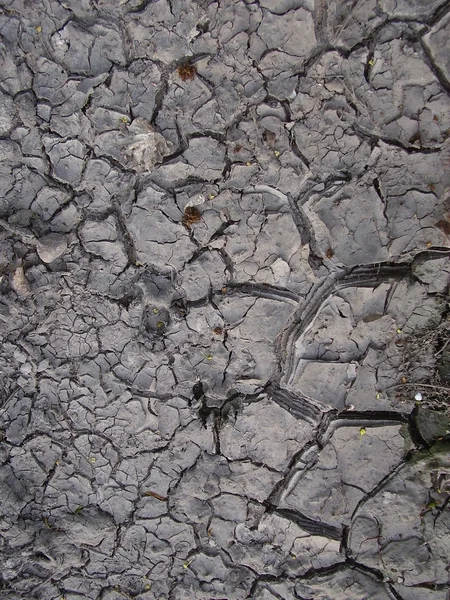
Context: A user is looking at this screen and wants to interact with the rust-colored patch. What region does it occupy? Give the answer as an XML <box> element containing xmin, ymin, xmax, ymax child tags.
<box><xmin>325</xmin><ymin>248</ymin><xmax>334</xmax><ymax>259</ymax></box>
<box><xmin>144</xmin><ymin>491</ymin><xmax>167</xmax><ymax>501</ymax></box>
<box><xmin>177</xmin><ymin>61</ymin><xmax>197</xmax><ymax>81</ymax></box>
<box><xmin>213</xmin><ymin>327</ymin><xmax>223</xmax><ymax>335</ymax></box>
<box><xmin>182</xmin><ymin>206</ymin><xmax>202</xmax><ymax>228</ymax></box>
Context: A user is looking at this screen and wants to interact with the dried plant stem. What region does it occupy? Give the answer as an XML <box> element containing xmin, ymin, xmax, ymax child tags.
<box><xmin>387</xmin><ymin>382</ymin><xmax>450</xmax><ymax>393</ymax></box>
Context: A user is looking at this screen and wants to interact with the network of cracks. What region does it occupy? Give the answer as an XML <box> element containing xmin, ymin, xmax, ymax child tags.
<box><xmin>0</xmin><ymin>0</ymin><xmax>450</xmax><ymax>599</ymax></box>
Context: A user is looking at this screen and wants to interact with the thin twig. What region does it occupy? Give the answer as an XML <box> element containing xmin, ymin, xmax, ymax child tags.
<box><xmin>387</xmin><ymin>382</ymin><xmax>450</xmax><ymax>393</ymax></box>
<box><xmin>435</xmin><ymin>338</ymin><xmax>450</xmax><ymax>358</ymax></box>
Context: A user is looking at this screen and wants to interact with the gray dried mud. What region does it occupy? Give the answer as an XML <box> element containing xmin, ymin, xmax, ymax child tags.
<box><xmin>0</xmin><ymin>1</ymin><xmax>450</xmax><ymax>599</ymax></box>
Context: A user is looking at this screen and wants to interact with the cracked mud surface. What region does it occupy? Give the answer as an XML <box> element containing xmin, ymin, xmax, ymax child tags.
<box><xmin>1</xmin><ymin>0</ymin><xmax>450</xmax><ymax>598</ymax></box>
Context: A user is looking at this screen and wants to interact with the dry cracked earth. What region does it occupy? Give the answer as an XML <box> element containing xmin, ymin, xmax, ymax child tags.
<box><xmin>1</xmin><ymin>0</ymin><xmax>450</xmax><ymax>599</ymax></box>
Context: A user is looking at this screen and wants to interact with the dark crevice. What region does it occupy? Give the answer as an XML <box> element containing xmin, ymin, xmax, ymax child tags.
<box><xmin>111</xmin><ymin>195</ymin><xmax>139</xmax><ymax>267</ymax></box>
<box><xmin>266</xmin><ymin>505</ymin><xmax>343</xmax><ymax>541</ymax></box>
<box><xmin>151</xmin><ymin>74</ymin><xmax>170</xmax><ymax>126</ymax></box>
<box><xmin>420</xmin><ymin>38</ymin><xmax>450</xmax><ymax>94</ymax></box>
<box><xmin>363</xmin><ymin>48</ymin><xmax>375</xmax><ymax>84</ymax></box>
<box><xmin>268</xmin><ymin>383</ymin><xmax>323</xmax><ymax>424</ymax></box>
<box><xmin>207</xmin><ymin>219</ymin><xmax>239</xmax><ymax>244</ymax></box>
<box><xmin>332</xmin><ymin>410</ymin><xmax>409</xmax><ymax>424</ymax></box>
<box><xmin>353</xmin><ymin>122</ymin><xmax>443</xmax><ymax>153</ymax></box>
<box><xmin>225</xmin><ymin>282</ymin><xmax>300</xmax><ymax>303</ymax></box>
<box><xmin>373</xmin><ymin>177</ymin><xmax>383</xmax><ymax>201</ymax></box>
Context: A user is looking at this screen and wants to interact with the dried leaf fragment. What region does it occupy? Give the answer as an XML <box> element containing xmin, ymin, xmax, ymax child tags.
<box><xmin>10</xmin><ymin>261</ymin><xmax>30</xmax><ymax>298</ymax></box>
<box><xmin>36</xmin><ymin>233</ymin><xmax>68</xmax><ymax>263</ymax></box>
<box><xmin>125</xmin><ymin>118</ymin><xmax>171</xmax><ymax>173</ymax></box>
